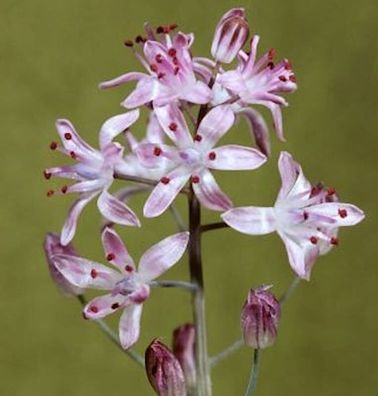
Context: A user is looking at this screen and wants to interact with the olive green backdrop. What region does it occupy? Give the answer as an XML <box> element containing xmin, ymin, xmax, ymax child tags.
<box><xmin>1</xmin><ymin>0</ymin><xmax>377</xmax><ymax>395</ymax></box>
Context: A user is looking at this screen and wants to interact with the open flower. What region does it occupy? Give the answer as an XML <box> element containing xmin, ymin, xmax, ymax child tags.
<box><xmin>53</xmin><ymin>227</ymin><xmax>189</xmax><ymax>349</ymax></box>
<box><xmin>100</xmin><ymin>32</ymin><xmax>211</xmax><ymax>108</ymax></box>
<box><xmin>45</xmin><ymin>111</ymin><xmax>141</xmax><ymax>245</ymax></box>
<box><xmin>136</xmin><ymin>104</ymin><xmax>267</xmax><ymax>217</ymax></box>
<box><xmin>222</xmin><ymin>152</ymin><xmax>365</xmax><ymax>280</ymax></box>
<box><xmin>217</xmin><ymin>35</ymin><xmax>297</xmax><ymax>141</ymax></box>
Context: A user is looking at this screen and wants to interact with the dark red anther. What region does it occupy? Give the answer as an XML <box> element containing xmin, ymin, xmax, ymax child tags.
<box><xmin>330</xmin><ymin>237</ymin><xmax>339</xmax><ymax>246</ymax></box>
<box><xmin>156</xmin><ymin>26</ymin><xmax>164</xmax><ymax>34</ymax></box>
<box><xmin>303</xmin><ymin>211</ymin><xmax>309</xmax><ymax>221</ymax></box>
<box><xmin>194</xmin><ymin>134</ymin><xmax>202</xmax><ymax>142</ymax></box>
<box><xmin>90</xmin><ymin>306</ymin><xmax>98</xmax><ymax>313</ymax></box>
<box><xmin>267</xmin><ymin>62</ymin><xmax>274</xmax><ymax>69</ymax></box>
<box><xmin>284</xmin><ymin>60</ymin><xmax>292</xmax><ymax>70</ymax></box>
<box><xmin>155</xmin><ymin>54</ymin><xmax>163</xmax><ymax>63</ymax></box>
<box><xmin>153</xmin><ymin>147</ymin><xmax>162</xmax><ymax>156</ymax></box>
<box><xmin>111</xmin><ymin>303</ymin><xmax>120</xmax><ymax>310</ymax></box>
<box><xmin>90</xmin><ymin>269</ymin><xmax>98</xmax><ymax>279</ymax></box>
<box><xmin>64</xmin><ymin>132</ymin><xmax>72</xmax><ymax>140</ymax></box>
<box><xmin>310</xmin><ymin>236</ymin><xmax>318</xmax><ymax>245</ymax></box>
<box><xmin>70</xmin><ymin>151</ymin><xmax>77</xmax><ymax>160</ymax></box>
<box><xmin>169</xmin><ymin>23</ymin><xmax>178</xmax><ymax>30</ymax></box>
<box><xmin>268</xmin><ymin>48</ymin><xmax>276</xmax><ymax>60</ymax></box>
<box><xmin>123</xmin><ymin>39</ymin><xmax>134</xmax><ymax>47</ymax></box>
<box><xmin>279</xmin><ymin>75</ymin><xmax>287</xmax><ymax>82</ymax></box>
<box><xmin>172</xmin><ymin>57</ymin><xmax>179</xmax><ymax>65</ymax></box>
<box><xmin>289</xmin><ymin>75</ymin><xmax>297</xmax><ymax>83</ymax></box>
<box><xmin>135</xmin><ymin>35</ymin><xmax>146</xmax><ymax>43</ymax></box>
<box><xmin>191</xmin><ymin>175</ymin><xmax>200</xmax><ymax>184</ymax></box>
<box><xmin>169</xmin><ymin>122</ymin><xmax>178</xmax><ymax>131</ymax></box>
<box><xmin>174</xmin><ymin>66</ymin><xmax>180</xmax><ymax>75</ymax></box>
<box><xmin>160</xmin><ymin>176</ymin><xmax>170</xmax><ymax>185</ymax></box>
<box><xmin>106</xmin><ymin>253</ymin><xmax>116</xmax><ymax>261</ymax></box>
<box><xmin>43</xmin><ymin>170</ymin><xmax>51</xmax><ymax>180</ymax></box>
<box><xmin>163</xmin><ymin>26</ymin><xmax>170</xmax><ymax>34</ymax></box>
<box><xmin>158</xmin><ymin>72</ymin><xmax>165</xmax><ymax>79</ymax></box>
<box><xmin>208</xmin><ymin>152</ymin><xmax>216</xmax><ymax>160</ymax></box>
<box><xmin>49</xmin><ymin>141</ymin><xmax>58</xmax><ymax>150</ymax></box>
<box><xmin>46</xmin><ymin>189</ymin><xmax>54</xmax><ymax>197</ymax></box>
<box><xmin>125</xmin><ymin>265</ymin><xmax>133</xmax><ymax>272</ymax></box>
<box><xmin>150</xmin><ymin>64</ymin><xmax>158</xmax><ymax>73</ymax></box>
<box><xmin>168</xmin><ymin>48</ymin><xmax>177</xmax><ymax>57</ymax></box>
<box><xmin>338</xmin><ymin>209</ymin><xmax>348</xmax><ymax>218</ymax></box>
<box><xmin>61</xmin><ymin>185</ymin><xmax>68</xmax><ymax>194</ymax></box>
<box><xmin>327</xmin><ymin>187</ymin><xmax>336</xmax><ymax>196</ymax></box>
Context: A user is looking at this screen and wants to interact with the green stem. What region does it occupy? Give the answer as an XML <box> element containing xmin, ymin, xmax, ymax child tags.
<box><xmin>209</xmin><ymin>338</ymin><xmax>244</xmax><ymax>367</ymax></box>
<box><xmin>149</xmin><ymin>280</ymin><xmax>197</xmax><ymax>292</ymax></box>
<box><xmin>244</xmin><ymin>349</ymin><xmax>261</xmax><ymax>396</ymax></box>
<box><xmin>280</xmin><ymin>277</ymin><xmax>301</xmax><ymax>304</ymax></box>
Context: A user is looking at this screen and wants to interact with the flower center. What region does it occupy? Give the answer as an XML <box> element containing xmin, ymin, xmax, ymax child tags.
<box><xmin>179</xmin><ymin>147</ymin><xmax>201</xmax><ymax>168</ymax></box>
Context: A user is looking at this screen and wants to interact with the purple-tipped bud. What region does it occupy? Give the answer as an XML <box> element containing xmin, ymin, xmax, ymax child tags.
<box><xmin>211</xmin><ymin>8</ymin><xmax>249</xmax><ymax>64</ymax></box>
<box><xmin>172</xmin><ymin>324</ymin><xmax>196</xmax><ymax>391</ymax></box>
<box><xmin>145</xmin><ymin>339</ymin><xmax>187</xmax><ymax>396</ymax></box>
<box><xmin>241</xmin><ymin>285</ymin><xmax>280</xmax><ymax>349</ymax></box>
<box><xmin>43</xmin><ymin>233</ymin><xmax>84</xmax><ymax>296</ymax></box>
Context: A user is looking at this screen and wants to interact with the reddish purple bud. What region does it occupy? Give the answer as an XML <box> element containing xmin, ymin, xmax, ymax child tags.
<box><xmin>172</xmin><ymin>324</ymin><xmax>196</xmax><ymax>391</ymax></box>
<box><xmin>241</xmin><ymin>285</ymin><xmax>280</xmax><ymax>349</ymax></box>
<box><xmin>145</xmin><ymin>339</ymin><xmax>187</xmax><ymax>396</ymax></box>
<box><xmin>43</xmin><ymin>233</ymin><xmax>84</xmax><ymax>296</ymax></box>
<box><xmin>211</xmin><ymin>8</ymin><xmax>249</xmax><ymax>64</ymax></box>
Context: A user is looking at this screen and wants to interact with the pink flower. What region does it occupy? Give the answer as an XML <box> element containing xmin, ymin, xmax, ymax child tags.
<box><xmin>99</xmin><ymin>31</ymin><xmax>212</xmax><ymax>108</ymax></box>
<box><xmin>217</xmin><ymin>35</ymin><xmax>298</xmax><ymax>141</ymax></box>
<box><xmin>53</xmin><ymin>227</ymin><xmax>189</xmax><ymax>349</ymax></box>
<box><xmin>45</xmin><ymin>112</ymin><xmax>141</xmax><ymax>245</ymax></box>
<box><xmin>136</xmin><ymin>104</ymin><xmax>267</xmax><ymax>217</ymax></box>
<box><xmin>211</xmin><ymin>8</ymin><xmax>249</xmax><ymax>64</ymax></box>
<box><xmin>222</xmin><ymin>152</ymin><xmax>365</xmax><ymax>280</ymax></box>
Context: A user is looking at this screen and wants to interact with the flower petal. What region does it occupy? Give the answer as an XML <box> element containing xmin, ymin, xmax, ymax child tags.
<box><xmin>119</xmin><ymin>304</ymin><xmax>143</xmax><ymax>349</ymax></box>
<box><xmin>154</xmin><ymin>104</ymin><xmax>192</xmax><ymax>148</ymax></box>
<box><xmin>99</xmin><ymin>72</ymin><xmax>147</xmax><ymax>89</ymax></box>
<box><xmin>196</xmin><ymin>105</ymin><xmax>235</xmax><ymax>150</ymax></box>
<box><xmin>135</xmin><ymin>143</ymin><xmax>178</xmax><ymax>168</ymax></box>
<box><xmin>205</xmin><ymin>144</ymin><xmax>267</xmax><ymax>170</ymax></box>
<box><xmin>122</xmin><ymin>77</ymin><xmax>159</xmax><ymax>109</ymax></box>
<box><xmin>143</xmin><ymin>166</ymin><xmax>190</xmax><ymax>218</ymax></box>
<box><xmin>264</xmin><ymin>102</ymin><xmax>284</xmax><ymax>141</ymax></box>
<box><xmin>222</xmin><ymin>207</ymin><xmax>276</xmax><ymax>235</ymax></box>
<box><xmin>182</xmin><ymin>80</ymin><xmax>212</xmax><ymax>104</ymax></box>
<box><xmin>146</xmin><ymin>111</ymin><xmax>165</xmax><ymax>143</ymax></box>
<box><xmin>61</xmin><ymin>193</ymin><xmax>97</xmax><ymax>246</ymax></box>
<box><xmin>84</xmin><ymin>293</ymin><xmax>128</xmax><ymax>319</ymax></box>
<box><xmin>101</xmin><ymin>227</ymin><xmax>135</xmax><ymax>271</ymax></box>
<box><xmin>305</xmin><ymin>203</ymin><xmax>365</xmax><ymax>227</ymax></box>
<box><xmin>53</xmin><ymin>254</ymin><xmax>122</xmax><ymax>289</ymax></box>
<box><xmin>97</xmin><ymin>190</ymin><xmax>141</xmax><ymax>227</ymax></box>
<box><xmin>192</xmin><ymin>169</ymin><xmax>233</xmax><ymax>211</ymax></box>
<box><xmin>138</xmin><ymin>232</ymin><xmax>190</xmax><ymax>281</ymax></box>
<box><xmin>99</xmin><ymin>110</ymin><xmax>140</xmax><ymax>149</ymax></box>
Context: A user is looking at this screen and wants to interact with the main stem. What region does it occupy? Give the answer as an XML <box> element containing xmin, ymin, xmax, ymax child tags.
<box><xmin>188</xmin><ymin>189</ymin><xmax>211</xmax><ymax>396</ymax></box>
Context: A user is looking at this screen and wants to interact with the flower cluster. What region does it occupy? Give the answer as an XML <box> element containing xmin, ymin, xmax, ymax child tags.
<box><xmin>43</xmin><ymin>7</ymin><xmax>365</xmax><ymax>395</ymax></box>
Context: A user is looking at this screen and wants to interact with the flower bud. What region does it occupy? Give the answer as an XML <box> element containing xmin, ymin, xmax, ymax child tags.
<box><xmin>241</xmin><ymin>285</ymin><xmax>280</xmax><ymax>349</ymax></box>
<box><xmin>145</xmin><ymin>339</ymin><xmax>187</xmax><ymax>396</ymax></box>
<box><xmin>43</xmin><ymin>233</ymin><xmax>84</xmax><ymax>296</ymax></box>
<box><xmin>211</xmin><ymin>8</ymin><xmax>249</xmax><ymax>64</ymax></box>
<box><xmin>172</xmin><ymin>324</ymin><xmax>196</xmax><ymax>391</ymax></box>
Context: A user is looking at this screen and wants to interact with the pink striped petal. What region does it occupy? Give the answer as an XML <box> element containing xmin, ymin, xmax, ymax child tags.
<box><xmin>53</xmin><ymin>254</ymin><xmax>122</xmax><ymax>290</ymax></box>
<box><xmin>135</xmin><ymin>143</ymin><xmax>178</xmax><ymax>168</ymax></box>
<box><xmin>99</xmin><ymin>72</ymin><xmax>147</xmax><ymax>89</ymax></box>
<box><xmin>192</xmin><ymin>169</ymin><xmax>233</xmax><ymax>211</ymax></box>
<box><xmin>97</xmin><ymin>191</ymin><xmax>141</xmax><ymax>227</ymax></box>
<box><xmin>222</xmin><ymin>207</ymin><xmax>276</xmax><ymax>235</ymax></box>
<box><xmin>205</xmin><ymin>145</ymin><xmax>267</xmax><ymax>170</ymax></box>
<box><xmin>154</xmin><ymin>104</ymin><xmax>192</xmax><ymax>148</ymax></box>
<box><xmin>196</xmin><ymin>105</ymin><xmax>235</xmax><ymax>150</ymax></box>
<box><xmin>122</xmin><ymin>77</ymin><xmax>158</xmax><ymax>109</ymax></box>
<box><xmin>182</xmin><ymin>80</ymin><xmax>212</xmax><ymax>104</ymax></box>
<box><xmin>66</xmin><ymin>179</ymin><xmax>105</xmax><ymax>194</ymax></box>
<box><xmin>146</xmin><ymin>111</ymin><xmax>165</xmax><ymax>143</ymax></box>
<box><xmin>138</xmin><ymin>232</ymin><xmax>190</xmax><ymax>282</ymax></box>
<box><xmin>217</xmin><ymin>70</ymin><xmax>245</xmax><ymax>92</ymax></box>
<box><xmin>119</xmin><ymin>304</ymin><xmax>143</xmax><ymax>349</ymax></box>
<box><xmin>305</xmin><ymin>203</ymin><xmax>365</xmax><ymax>227</ymax></box>
<box><xmin>61</xmin><ymin>193</ymin><xmax>97</xmax><ymax>245</ymax></box>
<box><xmin>84</xmin><ymin>293</ymin><xmax>128</xmax><ymax>319</ymax></box>
<box><xmin>143</xmin><ymin>167</ymin><xmax>190</xmax><ymax>218</ymax></box>
<box><xmin>265</xmin><ymin>102</ymin><xmax>284</xmax><ymax>141</ymax></box>
<box><xmin>101</xmin><ymin>227</ymin><xmax>135</xmax><ymax>271</ymax></box>
<box><xmin>99</xmin><ymin>110</ymin><xmax>140</xmax><ymax>149</ymax></box>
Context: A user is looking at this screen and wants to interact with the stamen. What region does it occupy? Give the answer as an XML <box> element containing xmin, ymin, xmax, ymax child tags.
<box><xmin>303</xmin><ymin>211</ymin><xmax>309</xmax><ymax>221</ymax></box>
<box><xmin>160</xmin><ymin>176</ymin><xmax>170</xmax><ymax>185</ymax></box>
<box><xmin>284</xmin><ymin>60</ymin><xmax>292</xmax><ymax>70</ymax></box>
<box><xmin>191</xmin><ymin>175</ymin><xmax>200</xmax><ymax>184</ymax></box>
<box><xmin>174</xmin><ymin>66</ymin><xmax>180</xmax><ymax>75</ymax></box>
<box><xmin>155</xmin><ymin>54</ymin><xmax>163</xmax><ymax>63</ymax></box>
<box><xmin>172</xmin><ymin>57</ymin><xmax>179</xmax><ymax>65</ymax></box>
<box><xmin>106</xmin><ymin>253</ymin><xmax>116</xmax><ymax>261</ymax></box>
<box><xmin>208</xmin><ymin>152</ymin><xmax>216</xmax><ymax>160</ymax></box>
<box><xmin>90</xmin><ymin>269</ymin><xmax>98</xmax><ymax>279</ymax></box>
<box><xmin>169</xmin><ymin>122</ymin><xmax>178</xmax><ymax>131</ymax></box>
<box><xmin>268</xmin><ymin>48</ymin><xmax>276</xmax><ymax>60</ymax></box>
<box><xmin>267</xmin><ymin>62</ymin><xmax>274</xmax><ymax>69</ymax></box>
<box><xmin>125</xmin><ymin>265</ymin><xmax>133</xmax><ymax>272</ymax></box>
<box><xmin>43</xmin><ymin>170</ymin><xmax>51</xmax><ymax>180</ymax></box>
<box><xmin>46</xmin><ymin>189</ymin><xmax>54</xmax><ymax>197</ymax></box>
<box><xmin>338</xmin><ymin>209</ymin><xmax>348</xmax><ymax>218</ymax></box>
<box><xmin>158</xmin><ymin>72</ymin><xmax>165</xmax><ymax>79</ymax></box>
<box><xmin>64</xmin><ymin>132</ymin><xmax>72</xmax><ymax>140</ymax></box>
<box><xmin>123</xmin><ymin>39</ymin><xmax>134</xmax><ymax>47</ymax></box>
<box><xmin>168</xmin><ymin>48</ymin><xmax>177</xmax><ymax>57</ymax></box>
<box><xmin>135</xmin><ymin>35</ymin><xmax>146</xmax><ymax>43</ymax></box>
<box><xmin>330</xmin><ymin>237</ymin><xmax>339</xmax><ymax>246</ymax></box>
<box><xmin>70</xmin><ymin>151</ymin><xmax>77</xmax><ymax>160</ymax></box>
<box><xmin>279</xmin><ymin>75</ymin><xmax>287</xmax><ymax>82</ymax></box>
<box><xmin>163</xmin><ymin>26</ymin><xmax>170</xmax><ymax>34</ymax></box>
<box><xmin>49</xmin><ymin>141</ymin><xmax>58</xmax><ymax>150</ymax></box>
<box><xmin>156</xmin><ymin>26</ymin><xmax>164</xmax><ymax>34</ymax></box>
<box><xmin>194</xmin><ymin>134</ymin><xmax>202</xmax><ymax>142</ymax></box>
<box><xmin>169</xmin><ymin>23</ymin><xmax>178</xmax><ymax>30</ymax></box>
<box><xmin>309</xmin><ymin>236</ymin><xmax>318</xmax><ymax>245</ymax></box>
<box><xmin>153</xmin><ymin>147</ymin><xmax>162</xmax><ymax>156</ymax></box>
<box><xmin>327</xmin><ymin>187</ymin><xmax>336</xmax><ymax>196</ymax></box>
<box><xmin>61</xmin><ymin>185</ymin><xmax>68</xmax><ymax>194</ymax></box>
<box><xmin>289</xmin><ymin>75</ymin><xmax>297</xmax><ymax>83</ymax></box>
<box><xmin>111</xmin><ymin>303</ymin><xmax>120</xmax><ymax>310</ymax></box>
<box><xmin>89</xmin><ymin>306</ymin><xmax>99</xmax><ymax>313</ymax></box>
<box><xmin>150</xmin><ymin>64</ymin><xmax>158</xmax><ymax>73</ymax></box>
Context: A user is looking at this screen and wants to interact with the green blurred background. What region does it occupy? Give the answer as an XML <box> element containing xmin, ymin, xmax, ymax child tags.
<box><xmin>1</xmin><ymin>0</ymin><xmax>377</xmax><ymax>394</ymax></box>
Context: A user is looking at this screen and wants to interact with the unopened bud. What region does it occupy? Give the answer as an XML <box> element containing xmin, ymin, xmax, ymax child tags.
<box><xmin>172</xmin><ymin>324</ymin><xmax>196</xmax><ymax>391</ymax></box>
<box><xmin>211</xmin><ymin>8</ymin><xmax>249</xmax><ymax>63</ymax></box>
<box><xmin>43</xmin><ymin>233</ymin><xmax>84</xmax><ymax>296</ymax></box>
<box><xmin>241</xmin><ymin>285</ymin><xmax>280</xmax><ymax>349</ymax></box>
<box><xmin>145</xmin><ymin>339</ymin><xmax>187</xmax><ymax>396</ymax></box>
